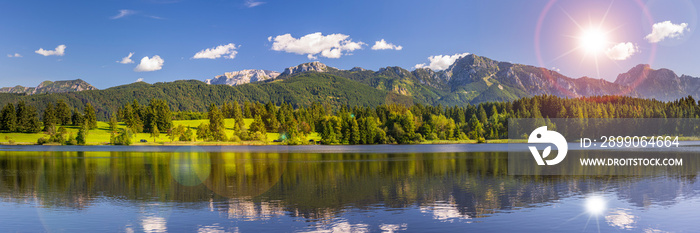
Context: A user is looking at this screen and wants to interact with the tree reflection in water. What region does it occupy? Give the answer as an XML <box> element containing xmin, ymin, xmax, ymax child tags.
<box><xmin>0</xmin><ymin>150</ymin><xmax>697</xmax><ymax>224</ymax></box>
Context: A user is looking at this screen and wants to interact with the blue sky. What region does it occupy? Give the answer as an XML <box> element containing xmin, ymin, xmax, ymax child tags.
<box><xmin>0</xmin><ymin>0</ymin><xmax>697</xmax><ymax>89</ymax></box>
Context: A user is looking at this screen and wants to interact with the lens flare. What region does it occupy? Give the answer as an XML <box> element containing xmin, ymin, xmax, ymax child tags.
<box><xmin>585</xmin><ymin>195</ymin><xmax>607</xmax><ymax>216</ymax></box>
<box><xmin>579</xmin><ymin>28</ymin><xmax>609</xmax><ymax>55</ymax></box>
<box><xmin>534</xmin><ymin>0</ymin><xmax>657</xmax><ymax>91</ymax></box>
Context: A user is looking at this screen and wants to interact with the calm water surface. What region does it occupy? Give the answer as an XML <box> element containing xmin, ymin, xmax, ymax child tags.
<box><xmin>0</xmin><ymin>145</ymin><xmax>698</xmax><ymax>232</ymax></box>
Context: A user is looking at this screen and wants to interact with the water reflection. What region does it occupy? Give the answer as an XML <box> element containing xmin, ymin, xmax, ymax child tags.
<box><xmin>419</xmin><ymin>198</ymin><xmax>473</xmax><ymax>223</ymax></box>
<box><xmin>301</xmin><ymin>221</ymin><xmax>371</xmax><ymax>233</ymax></box>
<box><xmin>170</xmin><ymin>149</ymin><xmax>210</xmax><ymax>187</ymax></box>
<box><xmin>141</xmin><ymin>216</ymin><xmax>167</xmax><ymax>233</ymax></box>
<box><xmin>218</xmin><ymin>198</ymin><xmax>286</xmax><ymax>221</ymax></box>
<box><xmin>605</xmin><ymin>209</ymin><xmax>636</xmax><ymax>230</ymax></box>
<box><xmin>0</xmin><ymin>150</ymin><xmax>698</xmax><ymax>232</ymax></box>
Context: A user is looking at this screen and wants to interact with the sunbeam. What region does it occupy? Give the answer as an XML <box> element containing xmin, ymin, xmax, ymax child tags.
<box><xmin>553</xmin><ymin>3</ymin><xmax>625</xmax><ymax>78</ymax></box>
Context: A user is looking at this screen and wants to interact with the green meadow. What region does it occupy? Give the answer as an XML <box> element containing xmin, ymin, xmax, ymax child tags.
<box><xmin>0</xmin><ymin>118</ymin><xmax>321</xmax><ymax>145</ymax></box>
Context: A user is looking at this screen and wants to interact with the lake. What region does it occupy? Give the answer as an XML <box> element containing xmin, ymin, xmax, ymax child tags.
<box><xmin>0</xmin><ymin>145</ymin><xmax>698</xmax><ymax>232</ymax></box>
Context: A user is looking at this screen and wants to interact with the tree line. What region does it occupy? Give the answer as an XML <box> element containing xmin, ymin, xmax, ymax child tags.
<box><xmin>1</xmin><ymin>99</ymin><xmax>98</xmax><ymax>133</ymax></box>
<box><xmin>0</xmin><ymin>99</ymin><xmax>98</xmax><ymax>145</ymax></box>
<box><xmin>141</xmin><ymin>94</ymin><xmax>700</xmax><ymax>145</ymax></box>
<box><xmin>200</xmin><ymin>94</ymin><xmax>700</xmax><ymax>144</ymax></box>
<box><xmin>4</xmin><ymin>94</ymin><xmax>700</xmax><ymax>145</ymax></box>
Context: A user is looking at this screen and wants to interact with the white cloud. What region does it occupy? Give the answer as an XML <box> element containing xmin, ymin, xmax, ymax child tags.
<box><xmin>111</xmin><ymin>9</ymin><xmax>136</xmax><ymax>19</ymax></box>
<box><xmin>269</xmin><ymin>32</ymin><xmax>365</xmax><ymax>59</ymax></box>
<box><xmin>135</xmin><ymin>78</ymin><xmax>144</xmax><ymax>82</ymax></box>
<box><xmin>7</xmin><ymin>53</ymin><xmax>22</xmax><ymax>58</ymax></box>
<box><xmin>111</xmin><ymin>10</ymin><xmax>162</xmax><ymax>20</ymax></box>
<box><xmin>414</xmin><ymin>52</ymin><xmax>470</xmax><ymax>70</ymax></box>
<box><xmin>245</xmin><ymin>0</ymin><xmax>265</xmax><ymax>8</ymax></box>
<box><xmin>645</xmin><ymin>21</ymin><xmax>689</xmax><ymax>43</ymax></box>
<box><xmin>192</xmin><ymin>43</ymin><xmax>238</xmax><ymax>59</ymax></box>
<box><xmin>118</xmin><ymin>52</ymin><xmax>135</xmax><ymax>64</ymax></box>
<box><xmin>35</xmin><ymin>45</ymin><xmax>66</xmax><ymax>56</ymax></box>
<box><xmin>371</xmin><ymin>39</ymin><xmax>403</xmax><ymax>50</ymax></box>
<box><xmin>134</xmin><ymin>55</ymin><xmax>164</xmax><ymax>72</ymax></box>
<box><xmin>605</xmin><ymin>42</ymin><xmax>638</xmax><ymax>60</ymax></box>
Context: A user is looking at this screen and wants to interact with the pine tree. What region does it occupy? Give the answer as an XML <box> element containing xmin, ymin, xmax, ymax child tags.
<box><xmin>111</xmin><ymin>128</ymin><xmax>132</xmax><ymax>145</ymax></box>
<box><xmin>15</xmin><ymin>101</ymin><xmax>28</xmax><ymax>132</ymax></box>
<box><xmin>558</xmin><ymin>106</ymin><xmax>568</xmax><ymax>118</ymax></box>
<box><xmin>359</xmin><ymin>117</ymin><xmax>378</xmax><ymax>144</ymax></box>
<box><xmin>244</xmin><ymin>101</ymin><xmax>253</xmax><ymax>118</ymax></box>
<box><xmin>43</xmin><ymin>103</ymin><xmax>56</xmax><ymax>131</ymax></box>
<box><xmin>72</xmin><ymin>109</ymin><xmax>84</xmax><ymax>126</ymax></box>
<box><xmin>0</xmin><ymin>103</ymin><xmax>16</xmax><ymax>132</ymax></box>
<box><xmin>109</xmin><ymin>113</ymin><xmax>118</xmax><ymax>132</ymax></box>
<box><xmin>477</xmin><ymin>105</ymin><xmax>488</xmax><ymax>125</ymax></box>
<box><xmin>16</xmin><ymin>102</ymin><xmax>40</xmax><ymax>133</ymax></box>
<box><xmin>249</xmin><ymin>115</ymin><xmax>266</xmax><ymax>134</ymax></box>
<box><xmin>121</xmin><ymin>104</ymin><xmax>134</xmax><ymax>128</ymax></box>
<box><xmin>184</xmin><ymin>128</ymin><xmax>194</xmax><ymax>142</ymax></box>
<box><xmin>350</xmin><ymin>118</ymin><xmax>360</xmax><ymax>144</ymax></box>
<box><xmin>132</xmin><ymin>108</ymin><xmax>144</xmax><ymax>133</ymax></box>
<box><xmin>132</xmin><ymin>100</ymin><xmax>141</xmax><ymax>120</ymax></box>
<box><xmin>76</xmin><ymin>121</ymin><xmax>89</xmax><ymax>145</ymax></box>
<box><xmin>150</xmin><ymin>121</ymin><xmax>160</xmax><ymax>142</ymax></box>
<box><xmin>196</xmin><ymin>123</ymin><xmax>210</xmax><ymax>141</ymax></box>
<box><xmin>84</xmin><ymin>103</ymin><xmax>97</xmax><ymax>129</ymax></box>
<box><xmin>56</xmin><ymin>99</ymin><xmax>71</xmax><ymax>125</ymax></box>
<box><xmin>232</xmin><ymin>101</ymin><xmax>243</xmax><ymax>121</ymax></box>
<box><xmin>208</xmin><ymin>103</ymin><xmax>227</xmax><ymax>141</ymax></box>
<box><xmin>221</xmin><ymin>102</ymin><xmax>233</xmax><ymax>118</ymax></box>
<box><xmin>146</xmin><ymin>99</ymin><xmax>172</xmax><ymax>133</ymax></box>
<box><xmin>468</xmin><ymin>115</ymin><xmax>484</xmax><ymax>140</ymax></box>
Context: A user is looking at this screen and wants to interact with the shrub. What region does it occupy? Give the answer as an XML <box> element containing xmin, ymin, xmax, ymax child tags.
<box><xmin>111</xmin><ymin>129</ymin><xmax>133</xmax><ymax>145</ymax></box>
<box><xmin>251</xmin><ymin>131</ymin><xmax>267</xmax><ymax>142</ymax></box>
<box><xmin>229</xmin><ymin>135</ymin><xmax>241</xmax><ymax>142</ymax></box>
<box><xmin>37</xmin><ymin>137</ymin><xmax>49</xmax><ymax>145</ymax></box>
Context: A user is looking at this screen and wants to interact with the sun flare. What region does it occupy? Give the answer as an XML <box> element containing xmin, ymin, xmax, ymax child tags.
<box><xmin>585</xmin><ymin>195</ymin><xmax>607</xmax><ymax>216</ymax></box>
<box><xmin>579</xmin><ymin>27</ymin><xmax>609</xmax><ymax>55</ymax></box>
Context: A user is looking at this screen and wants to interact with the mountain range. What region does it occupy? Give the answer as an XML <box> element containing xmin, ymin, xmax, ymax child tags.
<box><xmin>205</xmin><ymin>69</ymin><xmax>280</xmax><ymax>86</ymax></box>
<box><xmin>0</xmin><ymin>79</ymin><xmax>97</xmax><ymax>95</ymax></box>
<box><xmin>1</xmin><ymin>54</ymin><xmax>699</xmax><ymax>120</ymax></box>
<box><xmin>200</xmin><ymin>54</ymin><xmax>700</xmax><ymax>103</ymax></box>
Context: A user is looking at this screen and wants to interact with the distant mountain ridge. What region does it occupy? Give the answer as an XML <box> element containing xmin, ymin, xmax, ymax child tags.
<box><xmin>281</xmin><ymin>61</ymin><xmax>331</xmax><ymax>76</ymax></box>
<box><xmin>0</xmin><ymin>79</ymin><xmax>97</xmax><ymax>95</ymax></box>
<box><xmin>207</xmin><ymin>54</ymin><xmax>685</xmax><ymax>103</ymax></box>
<box><xmin>2</xmin><ymin>54</ymin><xmax>698</xmax><ymax>120</ymax></box>
<box><xmin>614</xmin><ymin>64</ymin><xmax>700</xmax><ymax>101</ymax></box>
<box><xmin>0</xmin><ymin>74</ymin><xmax>412</xmax><ymax>121</ymax></box>
<box><xmin>205</xmin><ymin>70</ymin><xmax>281</xmax><ymax>86</ymax></box>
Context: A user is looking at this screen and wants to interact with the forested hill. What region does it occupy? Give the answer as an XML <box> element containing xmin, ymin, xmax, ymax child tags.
<box><xmin>0</xmin><ymin>73</ymin><xmax>412</xmax><ymax>120</ymax></box>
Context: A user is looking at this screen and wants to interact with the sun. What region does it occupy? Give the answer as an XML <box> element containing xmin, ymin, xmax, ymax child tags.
<box><xmin>579</xmin><ymin>27</ymin><xmax>609</xmax><ymax>55</ymax></box>
<box><xmin>585</xmin><ymin>195</ymin><xmax>607</xmax><ymax>216</ymax></box>
<box><xmin>545</xmin><ymin>2</ymin><xmax>622</xmax><ymax>79</ymax></box>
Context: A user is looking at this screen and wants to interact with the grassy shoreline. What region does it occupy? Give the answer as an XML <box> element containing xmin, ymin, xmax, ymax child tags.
<box><xmin>0</xmin><ymin>118</ymin><xmax>504</xmax><ymax>146</ymax></box>
<box><xmin>0</xmin><ymin>138</ymin><xmax>506</xmax><ymax>146</ymax></box>
<box><xmin>6</xmin><ymin>117</ymin><xmax>695</xmax><ymax>146</ymax></box>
